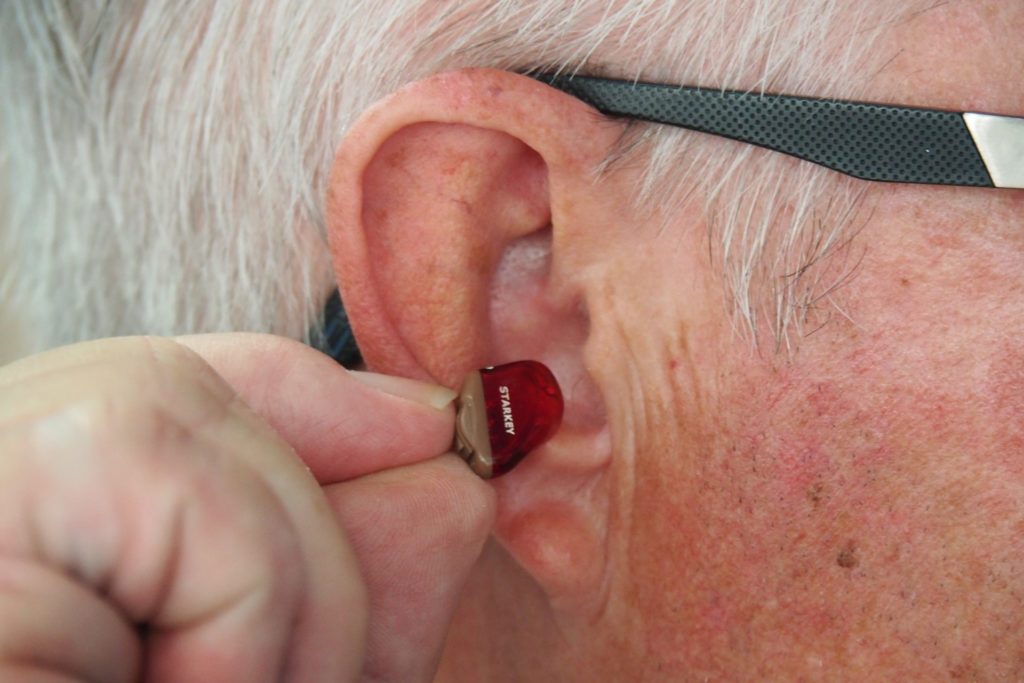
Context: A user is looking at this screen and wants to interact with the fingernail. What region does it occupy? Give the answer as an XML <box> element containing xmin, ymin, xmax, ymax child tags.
<box><xmin>348</xmin><ymin>371</ymin><xmax>457</xmax><ymax>410</ymax></box>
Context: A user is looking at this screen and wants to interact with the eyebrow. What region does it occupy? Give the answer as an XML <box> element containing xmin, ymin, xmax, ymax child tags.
<box><xmin>534</xmin><ymin>74</ymin><xmax>1024</xmax><ymax>190</ymax></box>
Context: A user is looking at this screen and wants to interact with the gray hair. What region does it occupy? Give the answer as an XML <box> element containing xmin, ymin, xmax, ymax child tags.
<box><xmin>0</xmin><ymin>1</ymin><xmax>920</xmax><ymax>358</ymax></box>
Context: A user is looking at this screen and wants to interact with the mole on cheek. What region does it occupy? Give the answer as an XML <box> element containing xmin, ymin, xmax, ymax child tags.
<box><xmin>836</xmin><ymin>540</ymin><xmax>859</xmax><ymax>569</ymax></box>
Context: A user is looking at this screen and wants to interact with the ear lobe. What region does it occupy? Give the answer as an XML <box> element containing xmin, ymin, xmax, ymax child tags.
<box><xmin>325</xmin><ymin>69</ymin><xmax>617</xmax><ymax>616</ymax></box>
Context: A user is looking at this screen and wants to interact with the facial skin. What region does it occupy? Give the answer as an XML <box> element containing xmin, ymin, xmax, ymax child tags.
<box><xmin>328</xmin><ymin>2</ymin><xmax>1023</xmax><ymax>679</ymax></box>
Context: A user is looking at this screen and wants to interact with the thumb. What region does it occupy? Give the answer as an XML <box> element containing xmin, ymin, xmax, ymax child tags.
<box><xmin>324</xmin><ymin>455</ymin><xmax>496</xmax><ymax>683</ymax></box>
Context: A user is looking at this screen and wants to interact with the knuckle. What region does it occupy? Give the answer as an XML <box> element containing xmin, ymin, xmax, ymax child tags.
<box><xmin>0</xmin><ymin>338</ymin><xmax>308</xmax><ymax>624</ymax></box>
<box><xmin>2</xmin><ymin>337</ymin><xmax>244</xmax><ymax>455</ymax></box>
<box><xmin>84</xmin><ymin>337</ymin><xmax>238</xmax><ymax>447</ymax></box>
<box><xmin>134</xmin><ymin>336</ymin><xmax>237</xmax><ymax>405</ymax></box>
<box><xmin>11</xmin><ymin>350</ymin><xmax>242</xmax><ymax>484</ymax></box>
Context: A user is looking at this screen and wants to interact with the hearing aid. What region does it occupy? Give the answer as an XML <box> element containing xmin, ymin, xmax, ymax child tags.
<box><xmin>453</xmin><ymin>361</ymin><xmax>564</xmax><ymax>478</ymax></box>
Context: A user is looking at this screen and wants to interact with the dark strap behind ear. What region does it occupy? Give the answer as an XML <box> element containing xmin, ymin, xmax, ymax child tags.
<box><xmin>314</xmin><ymin>289</ymin><xmax>363</xmax><ymax>368</ymax></box>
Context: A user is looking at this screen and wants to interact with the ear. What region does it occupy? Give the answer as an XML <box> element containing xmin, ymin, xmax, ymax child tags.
<box><xmin>325</xmin><ymin>68</ymin><xmax>627</xmax><ymax>614</ymax></box>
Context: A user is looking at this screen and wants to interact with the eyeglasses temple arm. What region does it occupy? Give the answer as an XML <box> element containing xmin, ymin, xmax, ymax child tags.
<box><xmin>537</xmin><ymin>74</ymin><xmax>1024</xmax><ymax>189</ymax></box>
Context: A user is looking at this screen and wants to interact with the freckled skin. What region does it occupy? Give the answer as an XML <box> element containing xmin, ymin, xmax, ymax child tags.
<box><xmin>617</xmin><ymin>181</ymin><xmax>1024</xmax><ymax>679</ymax></box>
<box><xmin>434</xmin><ymin>4</ymin><xmax>1024</xmax><ymax>681</ymax></box>
<box><xmin>445</xmin><ymin>172</ymin><xmax>1024</xmax><ymax>680</ymax></box>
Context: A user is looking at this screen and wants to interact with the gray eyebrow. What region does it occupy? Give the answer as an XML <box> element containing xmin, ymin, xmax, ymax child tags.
<box><xmin>534</xmin><ymin>74</ymin><xmax>1024</xmax><ymax>190</ymax></box>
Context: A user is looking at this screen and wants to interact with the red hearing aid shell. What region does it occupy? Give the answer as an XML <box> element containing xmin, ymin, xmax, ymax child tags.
<box><xmin>453</xmin><ymin>360</ymin><xmax>564</xmax><ymax>478</ymax></box>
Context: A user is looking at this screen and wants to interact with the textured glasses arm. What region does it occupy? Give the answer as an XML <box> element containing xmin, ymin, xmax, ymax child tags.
<box><xmin>537</xmin><ymin>74</ymin><xmax>1024</xmax><ymax>189</ymax></box>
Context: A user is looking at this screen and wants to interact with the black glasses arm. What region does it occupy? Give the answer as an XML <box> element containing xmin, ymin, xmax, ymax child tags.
<box><xmin>536</xmin><ymin>74</ymin><xmax>1024</xmax><ymax>189</ymax></box>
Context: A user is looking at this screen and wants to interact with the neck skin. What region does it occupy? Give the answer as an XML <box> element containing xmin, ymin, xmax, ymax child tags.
<box><xmin>436</xmin><ymin>3</ymin><xmax>1024</xmax><ymax>680</ymax></box>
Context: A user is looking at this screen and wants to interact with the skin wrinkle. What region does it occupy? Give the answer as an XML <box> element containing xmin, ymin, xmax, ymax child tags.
<box><xmin>578</xmin><ymin>307</ymin><xmax>632</xmax><ymax>633</ymax></box>
<box><xmin>582</xmin><ymin>288</ymin><xmax>642</xmax><ymax>618</ymax></box>
<box><xmin>594</xmin><ymin>266</ymin><xmax>687</xmax><ymax>660</ymax></box>
<box><xmin>577</xmin><ymin>92</ymin><xmax>1021</xmax><ymax>674</ymax></box>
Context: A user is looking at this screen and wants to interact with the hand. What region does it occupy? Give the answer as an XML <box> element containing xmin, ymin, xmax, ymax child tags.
<box><xmin>0</xmin><ymin>334</ymin><xmax>495</xmax><ymax>682</ymax></box>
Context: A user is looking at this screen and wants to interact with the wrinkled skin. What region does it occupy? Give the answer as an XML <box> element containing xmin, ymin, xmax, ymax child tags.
<box><xmin>405</xmin><ymin>4</ymin><xmax>1024</xmax><ymax>681</ymax></box>
<box><xmin>4</xmin><ymin>1</ymin><xmax>1020</xmax><ymax>681</ymax></box>
<box><xmin>433</xmin><ymin>180</ymin><xmax>1024</xmax><ymax>682</ymax></box>
<box><xmin>0</xmin><ymin>334</ymin><xmax>495</xmax><ymax>683</ymax></box>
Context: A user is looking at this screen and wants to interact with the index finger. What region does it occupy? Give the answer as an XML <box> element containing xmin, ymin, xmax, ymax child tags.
<box><xmin>175</xmin><ymin>333</ymin><xmax>457</xmax><ymax>483</ymax></box>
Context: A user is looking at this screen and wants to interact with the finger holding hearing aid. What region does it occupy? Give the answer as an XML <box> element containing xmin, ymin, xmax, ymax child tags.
<box><xmin>0</xmin><ymin>333</ymin><xmax>560</xmax><ymax>682</ymax></box>
<box><xmin>176</xmin><ymin>333</ymin><xmax>463</xmax><ymax>483</ymax></box>
<box><xmin>186</xmin><ymin>335</ymin><xmax>564</xmax><ymax>682</ymax></box>
<box><xmin>0</xmin><ymin>335</ymin><xmax>464</xmax><ymax>683</ymax></box>
<box><xmin>323</xmin><ymin>455</ymin><xmax>495</xmax><ymax>683</ymax></box>
<box><xmin>178</xmin><ymin>334</ymin><xmax>502</xmax><ymax>683</ymax></box>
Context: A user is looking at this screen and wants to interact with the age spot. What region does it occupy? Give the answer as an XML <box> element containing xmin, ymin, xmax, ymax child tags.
<box><xmin>806</xmin><ymin>482</ymin><xmax>826</xmax><ymax>508</ymax></box>
<box><xmin>836</xmin><ymin>540</ymin><xmax>859</xmax><ymax>569</ymax></box>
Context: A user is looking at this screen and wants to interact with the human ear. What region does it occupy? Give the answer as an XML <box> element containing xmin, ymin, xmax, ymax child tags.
<box><xmin>325</xmin><ymin>69</ymin><xmax>625</xmax><ymax>614</ymax></box>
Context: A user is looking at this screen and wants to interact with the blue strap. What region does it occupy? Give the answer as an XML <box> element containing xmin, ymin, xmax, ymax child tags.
<box><xmin>316</xmin><ymin>289</ymin><xmax>363</xmax><ymax>367</ymax></box>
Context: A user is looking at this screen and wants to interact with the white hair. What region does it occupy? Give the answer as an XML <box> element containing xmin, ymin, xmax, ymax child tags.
<box><xmin>0</xmin><ymin>0</ymin><xmax>923</xmax><ymax>358</ymax></box>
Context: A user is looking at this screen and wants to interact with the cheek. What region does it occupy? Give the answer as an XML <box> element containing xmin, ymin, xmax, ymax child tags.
<box><xmin>596</xmin><ymin>185</ymin><xmax>1024</xmax><ymax>674</ymax></box>
<box><xmin>618</xmin><ymin>256</ymin><xmax>1024</xmax><ymax>675</ymax></box>
<box><xmin>987</xmin><ymin>343</ymin><xmax>1024</xmax><ymax>474</ymax></box>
